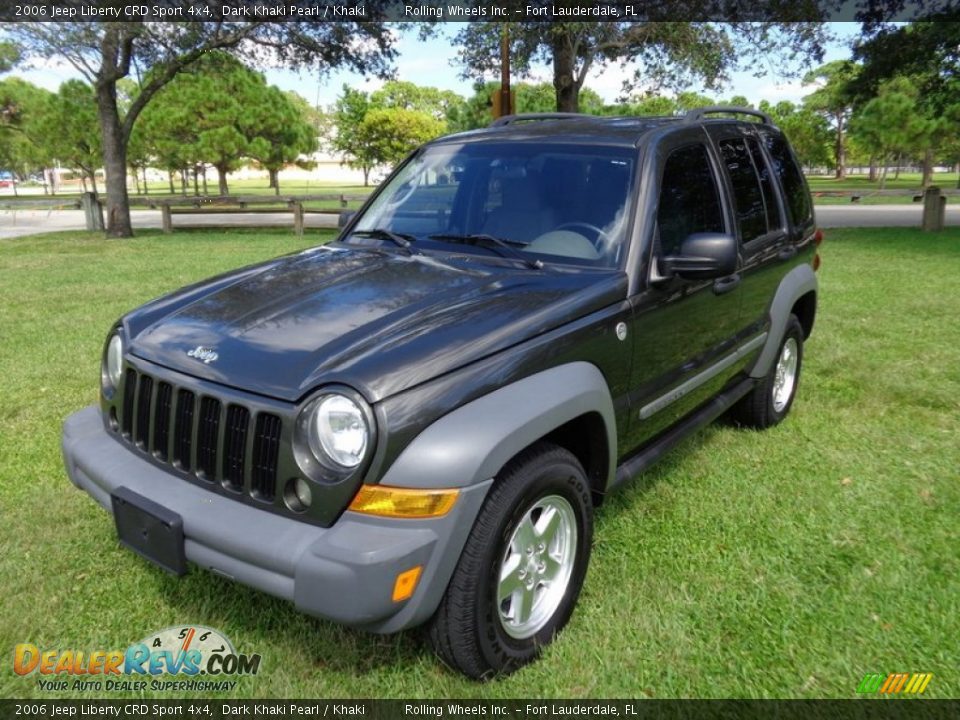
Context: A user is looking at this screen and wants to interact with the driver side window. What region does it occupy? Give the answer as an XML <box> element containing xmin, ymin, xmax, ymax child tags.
<box><xmin>657</xmin><ymin>144</ymin><xmax>725</xmax><ymax>256</ymax></box>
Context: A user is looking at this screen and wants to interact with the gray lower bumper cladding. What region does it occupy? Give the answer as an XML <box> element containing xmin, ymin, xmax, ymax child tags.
<box><xmin>62</xmin><ymin>406</ymin><xmax>491</xmax><ymax>633</ymax></box>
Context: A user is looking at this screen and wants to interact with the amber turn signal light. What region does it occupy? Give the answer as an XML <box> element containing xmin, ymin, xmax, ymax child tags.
<box><xmin>392</xmin><ymin>566</ymin><xmax>423</xmax><ymax>602</ymax></box>
<box><xmin>348</xmin><ymin>485</ymin><xmax>459</xmax><ymax>518</ymax></box>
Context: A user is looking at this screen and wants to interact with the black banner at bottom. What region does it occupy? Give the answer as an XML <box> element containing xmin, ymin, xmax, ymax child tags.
<box><xmin>1</xmin><ymin>700</ymin><xmax>959</xmax><ymax>720</ymax></box>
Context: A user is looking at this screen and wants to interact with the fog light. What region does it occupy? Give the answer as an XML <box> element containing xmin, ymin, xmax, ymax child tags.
<box><xmin>284</xmin><ymin>478</ymin><xmax>312</xmax><ymax>513</ymax></box>
<box><xmin>392</xmin><ymin>566</ymin><xmax>422</xmax><ymax>602</ymax></box>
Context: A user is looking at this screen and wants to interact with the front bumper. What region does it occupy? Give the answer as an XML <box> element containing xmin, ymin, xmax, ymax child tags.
<box><xmin>62</xmin><ymin>406</ymin><xmax>491</xmax><ymax>633</ymax></box>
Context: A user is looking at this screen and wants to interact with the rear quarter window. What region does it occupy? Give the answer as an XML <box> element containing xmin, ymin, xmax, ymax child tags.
<box><xmin>763</xmin><ymin>133</ymin><xmax>813</xmax><ymax>227</ymax></box>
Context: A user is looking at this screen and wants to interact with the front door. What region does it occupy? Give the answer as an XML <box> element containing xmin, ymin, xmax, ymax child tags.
<box><xmin>622</xmin><ymin>131</ymin><xmax>744</xmax><ymax>453</ymax></box>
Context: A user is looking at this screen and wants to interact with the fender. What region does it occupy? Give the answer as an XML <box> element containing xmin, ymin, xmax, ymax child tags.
<box><xmin>378</xmin><ymin>361</ymin><xmax>617</xmax><ymax>490</ymax></box>
<box><xmin>750</xmin><ymin>263</ymin><xmax>818</xmax><ymax>378</ymax></box>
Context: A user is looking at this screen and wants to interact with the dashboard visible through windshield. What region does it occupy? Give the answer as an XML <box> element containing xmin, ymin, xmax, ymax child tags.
<box><xmin>350</xmin><ymin>141</ymin><xmax>637</xmax><ymax>268</ymax></box>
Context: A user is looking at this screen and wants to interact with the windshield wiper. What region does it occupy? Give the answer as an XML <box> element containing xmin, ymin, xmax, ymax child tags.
<box><xmin>428</xmin><ymin>233</ymin><xmax>543</xmax><ymax>270</ymax></box>
<box><xmin>350</xmin><ymin>228</ymin><xmax>419</xmax><ymax>253</ymax></box>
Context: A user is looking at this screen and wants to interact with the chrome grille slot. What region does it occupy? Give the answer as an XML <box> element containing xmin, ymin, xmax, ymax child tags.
<box><xmin>251</xmin><ymin>413</ymin><xmax>282</xmax><ymax>502</ymax></box>
<box><xmin>222</xmin><ymin>405</ymin><xmax>249</xmax><ymax>491</ymax></box>
<box><xmin>154</xmin><ymin>382</ymin><xmax>173</xmax><ymax>461</ymax></box>
<box><xmin>173</xmin><ymin>389</ymin><xmax>195</xmax><ymax>471</ymax></box>
<box><xmin>135</xmin><ymin>374</ymin><xmax>153</xmax><ymax>449</ymax></box>
<box><xmin>121</xmin><ymin>368</ymin><xmax>137</xmax><ymax>437</ymax></box>
<box><xmin>196</xmin><ymin>397</ymin><xmax>221</xmax><ymax>481</ymax></box>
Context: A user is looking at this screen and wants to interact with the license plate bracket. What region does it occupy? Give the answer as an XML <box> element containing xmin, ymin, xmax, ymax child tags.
<box><xmin>111</xmin><ymin>486</ymin><xmax>187</xmax><ymax>576</ymax></box>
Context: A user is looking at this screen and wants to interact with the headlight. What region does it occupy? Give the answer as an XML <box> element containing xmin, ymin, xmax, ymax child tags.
<box><xmin>101</xmin><ymin>333</ymin><xmax>123</xmax><ymax>393</ymax></box>
<box><xmin>307</xmin><ymin>393</ymin><xmax>369</xmax><ymax>469</ymax></box>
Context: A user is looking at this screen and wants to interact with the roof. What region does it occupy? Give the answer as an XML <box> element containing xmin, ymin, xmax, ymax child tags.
<box><xmin>432</xmin><ymin>107</ymin><xmax>779</xmax><ymax>149</ymax></box>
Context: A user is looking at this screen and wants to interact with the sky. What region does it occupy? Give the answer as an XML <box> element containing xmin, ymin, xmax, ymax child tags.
<box><xmin>12</xmin><ymin>22</ymin><xmax>864</xmax><ymax>109</ymax></box>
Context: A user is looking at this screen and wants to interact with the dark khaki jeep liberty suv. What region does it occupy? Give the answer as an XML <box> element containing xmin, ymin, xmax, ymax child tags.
<box><xmin>63</xmin><ymin>107</ymin><xmax>821</xmax><ymax>679</ymax></box>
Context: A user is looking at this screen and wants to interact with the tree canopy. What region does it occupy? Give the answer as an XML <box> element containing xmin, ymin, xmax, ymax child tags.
<box><xmin>6</xmin><ymin>18</ymin><xmax>397</xmax><ymax>236</ymax></box>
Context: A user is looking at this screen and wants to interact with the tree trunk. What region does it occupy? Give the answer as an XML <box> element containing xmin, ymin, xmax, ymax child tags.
<box><xmin>180</xmin><ymin>169</ymin><xmax>187</xmax><ymax>195</ymax></box>
<box><xmin>81</xmin><ymin>175</ymin><xmax>88</xmax><ymax>193</ymax></box>
<box><xmin>894</xmin><ymin>152</ymin><xmax>902</xmax><ymax>180</ymax></box>
<box><xmin>201</xmin><ymin>166</ymin><xmax>208</xmax><ymax>195</ymax></box>
<box><xmin>363</xmin><ymin>167</ymin><xmax>370</xmax><ymax>187</ymax></box>
<box><xmin>552</xmin><ymin>37</ymin><xmax>579</xmax><ymax>112</ymax></box>
<box><xmin>132</xmin><ymin>167</ymin><xmax>141</xmax><ymax>194</ymax></box>
<box><xmin>142</xmin><ymin>167</ymin><xmax>149</xmax><ymax>196</ymax></box>
<box><xmin>868</xmin><ymin>156</ymin><xmax>878</xmax><ymax>182</ymax></box>
<box><xmin>269</xmin><ymin>168</ymin><xmax>280</xmax><ymax>194</ymax></box>
<box><xmin>95</xmin><ymin>80</ymin><xmax>133</xmax><ymax>237</ymax></box>
<box><xmin>879</xmin><ymin>158</ymin><xmax>888</xmax><ymax>190</ymax></box>
<box><xmin>216</xmin><ymin>164</ymin><xmax>229</xmax><ymax>195</ymax></box>
<box><xmin>834</xmin><ymin>111</ymin><xmax>846</xmax><ymax>180</ymax></box>
<box><xmin>90</xmin><ymin>171</ymin><xmax>98</xmax><ymax>195</ymax></box>
<box><xmin>193</xmin><ymin>167</ymin><xmax>200</xmax><ymax>196</ymax></box>
<box><xmin>168</xmin><ymin>171</ymin><xmax>175</xmax><ymax>195</ymax></box>
<box><xmin>921</xmin><ymin>149</ymin><xmax>934</xmax><ymax>187</ymax></box>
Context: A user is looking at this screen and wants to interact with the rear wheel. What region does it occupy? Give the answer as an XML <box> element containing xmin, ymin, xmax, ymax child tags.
<box><xmin>428</xmin><ymin>442</ymin><xmax>593</xmax><ymax>679</ymax></box>
<box><xmin>731</xmin><ymin>314</ymin><xmax>804</xmax><ymax>429</ymax></box>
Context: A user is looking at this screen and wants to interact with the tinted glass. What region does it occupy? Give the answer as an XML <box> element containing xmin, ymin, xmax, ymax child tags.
<box><xmin>657</xmin><ymin>144</ymin><xmax>724</xmax><ymax>256</ymax></box>
<box><xmin>353</xmin><ymin>142</ymin><xmax>636</xmax><ymax>267</ymax></box>
<box><xmin>746</xmin><ymin>137</ymin><xmax>783</xmax><ymax>232</ymax></box>
<box><xmin>764</xmin><ymin>133</ymin><xmax>813</xmax><ymax>226</ymax></box>
<box><xmin>718</xmin><ymin>138</ymin><xmax>767</xmax><ymax>243</ymax></box>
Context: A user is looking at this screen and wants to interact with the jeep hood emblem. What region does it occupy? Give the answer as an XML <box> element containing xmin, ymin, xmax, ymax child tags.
<box><xmin>186</xmin><ymin>346</ymin><xmax>219</xmax><ymax>364</ymax></box>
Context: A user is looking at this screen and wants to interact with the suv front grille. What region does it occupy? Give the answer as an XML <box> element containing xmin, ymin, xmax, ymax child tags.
<box><xmin>119</xmin><ymin>369</ymin><xmax>281</xmax><ymax>503</ymax></box>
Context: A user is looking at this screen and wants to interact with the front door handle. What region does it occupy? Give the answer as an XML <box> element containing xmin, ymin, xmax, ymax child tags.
<box><xmin>713</xmin><ymin>273</ymin><xmax>741</xmax><ymax>296</ymax></box>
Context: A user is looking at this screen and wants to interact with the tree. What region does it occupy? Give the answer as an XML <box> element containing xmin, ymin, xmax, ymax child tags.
<box><xmin>247</xmin><ymin>86</ymin><xmax>318</xmax><ymax>194</ymax></box>
<box><xmin>447</xmin><ymin>81</ymin><xmax>604</xmax><ymax>131</ymax></box>
<box><xmin>370</xmin><ymin>80</ymin><xmax>465</xmax><ymax>125</ymax></box>
<box><xmin>451</xmin><ymin>21</ymin><xmax>826</xmax><ymax>113</ymax></box>
<box><xmin>0</xmin><ymin>77</ymin><xmax>49</xmax><ymax>187</ymax></box>
<box><xmin>853</xmin><ymin>19</ymin><xmax>960</xmax><ymax>186</ymax></box>
<box><xmin>355</xmin><ymin>108</ymin><xmax>444</xmax><ymax>170</ymax></box>
<box><xmin>0</xmin><ymin>41</ymin><xmax>20</xmax><ymax>73</ymax></box>
<box><xmin>6</xmin><ymin>18</ymin><xmax>397</xmax><ymax>236</ymax></box>
<box><xmin>34</xmin><ymin>80</ymin><xmax>102</xmax><ymax>192</ymax></box>
<box><xmin>849</xmin><ymin>78</ymin><xmax>939</xmax><ymax>188</ymax></box>
<box><xmin>328</xmin><ymin>86</ymin><xmax>376</xmax><ymax>185</ymax></box>
<box><xmin>802</xmin><ymin>60</ymin><xmax>860</xmax><ymax>180</ymax></box>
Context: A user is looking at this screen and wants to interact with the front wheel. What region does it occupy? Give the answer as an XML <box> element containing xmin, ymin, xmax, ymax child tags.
<box><xmin>428</xmin><ymin>443</ymin><xmax>593</xmax><ymax>679</ymax></box>
<box><xmin>730</xmin><ymin>314</ymin><xmax>804</xmax><ymax>429</ymax></box>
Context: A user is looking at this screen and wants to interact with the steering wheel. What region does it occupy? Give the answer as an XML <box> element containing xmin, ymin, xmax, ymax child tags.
<box><xmin>553</xmin><ymin>222</ymin><xmax>611</xmax><ymax>250</ymax></box>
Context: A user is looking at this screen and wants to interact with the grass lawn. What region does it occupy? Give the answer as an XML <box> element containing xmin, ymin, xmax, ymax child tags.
<box><xmin>0</xmin><ymin>227</ymin><xmax>957</xmax><ymax>699</ymax></box>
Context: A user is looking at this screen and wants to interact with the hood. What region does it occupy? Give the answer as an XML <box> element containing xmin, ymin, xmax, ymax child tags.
<box><xmin>126</xmin><ymin>245</ymin><xmax>627</xmax><ymax>403</ymax></box>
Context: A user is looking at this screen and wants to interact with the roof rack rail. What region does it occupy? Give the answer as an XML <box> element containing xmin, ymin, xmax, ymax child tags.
<box><xmin>490</xmin><ymin>112</ymin><xmax>590</xmax><ymax>127</ymax></box>
<box><xmin>685</xmin><ymin>106</ymin><xmax>774</xmax><ymax>125</ymax></box>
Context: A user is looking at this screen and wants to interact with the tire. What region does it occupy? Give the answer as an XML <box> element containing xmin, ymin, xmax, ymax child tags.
<box><xmin>428</xmin><ymin>442</ymin><xmax>593</xmax><ymax>679</ymax></box>
<box><xmin>730</xmin><ymin>314</ymin><xmax>804</xmax><ymax>429</ymax></box>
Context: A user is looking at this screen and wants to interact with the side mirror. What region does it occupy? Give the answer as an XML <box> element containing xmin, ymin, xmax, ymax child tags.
<box><xmin>663</xmin><ymin>232</ymin><xmax>738</xmax><ymax>280</ymax></box>
<box><xmin>338</xmin><ymin>210</ymin><xmax>356</xmax><ymax>229</ymax></box>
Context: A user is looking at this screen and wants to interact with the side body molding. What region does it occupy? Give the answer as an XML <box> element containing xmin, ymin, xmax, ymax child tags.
<box><xmin>750</xmin><ymin>263</ymin><xmax>818</xmax><ymax>378</ymax></box>
<box><xmin>379</xmin><ymin>362</ymin><xmax>617</xmax><ymax>490</ymax></box>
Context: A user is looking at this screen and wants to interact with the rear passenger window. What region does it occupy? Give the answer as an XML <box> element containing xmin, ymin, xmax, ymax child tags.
<box><xmin>718</xmin><ymin>138</ymin><xmax>768</xmax><ymax>243</ymax></box>
<box><xmin>657</xmin><ymin>144</ymin><xmax>724</xmax><ymax>256</ymax></box>
<box><xmin>746</xmin><ymin>137</ymin><xmax>783</xmax><ymax>232</ymax></box>
<box><xmin>764</xmin><ymin>133</ymin><xmax>813</xmax><ymax>227</ymax></box>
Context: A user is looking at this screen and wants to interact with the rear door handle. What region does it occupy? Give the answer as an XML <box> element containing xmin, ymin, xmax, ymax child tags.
<box><xmin>713</xmin><ymin>274</ymin><xmax>741</xmax><ymax>296</ymax></box>
<box><xmin>778</xmin><ymin>246</ymin><xmax>798</xmax><ymax>261</ymax></box>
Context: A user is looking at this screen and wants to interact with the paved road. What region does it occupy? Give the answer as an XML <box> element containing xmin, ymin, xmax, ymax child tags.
<box><xmin>2</xmin><ymin>204</ymin><xmax>957</xmax><ymax>240</ymax></box>
<box><xmin>0</xmin><ymin>208</ymin><xmax>339</xmax><ymax>239</ymax></box>
<box><xmin>815</xmin><ymin>204</ymin><xmax>960</xmax><ymax>228</ymax></box>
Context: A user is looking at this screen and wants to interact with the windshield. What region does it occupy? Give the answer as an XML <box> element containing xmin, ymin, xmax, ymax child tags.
<box><xmin>351</xmin><ymin>141</ymin><xmax>636</xmax><ymax>267</ymax></box>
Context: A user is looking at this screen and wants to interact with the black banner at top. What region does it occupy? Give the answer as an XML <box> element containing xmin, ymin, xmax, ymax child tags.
<box><xmin>1</xmin><ymin>0</ymin><xmax>959</xmax><ymax>23</ymax></box>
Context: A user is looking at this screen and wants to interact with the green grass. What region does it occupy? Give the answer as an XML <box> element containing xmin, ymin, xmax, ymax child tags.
<box><xmin>1</xmin><ymin>227</ymin><xmax>958</xmax><ymax>699</ymax></box>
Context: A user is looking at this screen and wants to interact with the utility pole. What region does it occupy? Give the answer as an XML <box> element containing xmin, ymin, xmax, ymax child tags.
<box><xmin>492</xmin><ymin>24</ymin><xmax>514</xmax><ymax>119</ymax></box>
